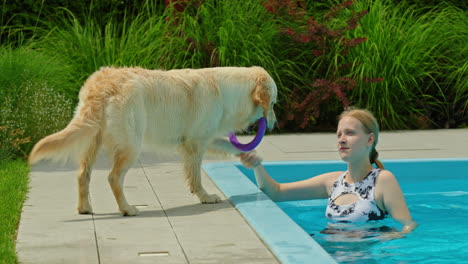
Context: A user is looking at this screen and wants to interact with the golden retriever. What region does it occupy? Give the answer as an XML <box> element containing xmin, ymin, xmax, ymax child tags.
<box><xmin>29</xmin><ymin>66</ymin><xmax>277</xmax><ymax>216</ymax></box>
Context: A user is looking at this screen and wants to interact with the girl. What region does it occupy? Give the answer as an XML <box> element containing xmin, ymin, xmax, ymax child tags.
<box><xmin>240</xmin><ymin>108</ymin><xmax>417</xmax><ymax>236</ymax></box>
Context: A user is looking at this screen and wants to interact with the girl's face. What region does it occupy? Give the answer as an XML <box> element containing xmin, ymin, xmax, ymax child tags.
<box><xmin>336</xmin><ymin>116</ymin><xmax>374</xmax><ymax>163</ymax></box>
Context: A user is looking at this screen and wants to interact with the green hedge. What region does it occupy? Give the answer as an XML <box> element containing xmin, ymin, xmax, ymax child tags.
<box><xmin>0</xmin><ymin>0</ymin><xmax>466</xmax><ymax>160</ymax></box>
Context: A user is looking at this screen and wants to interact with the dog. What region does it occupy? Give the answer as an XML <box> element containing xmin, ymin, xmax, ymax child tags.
<box><xmin>29</xmin><ymin>66</ymin><xmax>277</xmax><ymax>216</ymax></box>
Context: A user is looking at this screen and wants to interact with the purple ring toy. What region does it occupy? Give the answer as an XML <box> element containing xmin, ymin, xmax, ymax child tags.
<box><xmin>228</xmin><ymin>117</ymin><xmax>267</xmax><ymax>152</ymax></box>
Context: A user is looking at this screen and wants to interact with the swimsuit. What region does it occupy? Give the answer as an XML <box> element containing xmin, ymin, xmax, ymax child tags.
<box><xmin>325</xmin><ymin>168</ymin><xmax>387</xmax><ymax>223</ymax></box>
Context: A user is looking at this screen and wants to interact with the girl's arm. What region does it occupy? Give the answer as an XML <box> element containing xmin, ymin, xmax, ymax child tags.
<box><xmin>240</xmin><ymin>151</ymin><xmax>337</xmax><ymax>202</ymax></box>
<box><xmin>378</xmin><ymin>171</ymin><xmax>418</xmax><ymax>234</ymax></box>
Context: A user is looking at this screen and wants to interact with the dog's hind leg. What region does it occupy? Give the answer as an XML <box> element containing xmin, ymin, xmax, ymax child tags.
<box><xmin>180</xmin><ymin>142</ymin><xmax>221</xmax><ymax>204</ymax></box>
<box><xmin>77</xmin><ymin>133</ymin><xmax>101</xmax><ymax>214</ymax></box>
<box><xmin>108</xmin><ymin>147</ymin><xmax>140</xmax><ymax>216</ymax></box>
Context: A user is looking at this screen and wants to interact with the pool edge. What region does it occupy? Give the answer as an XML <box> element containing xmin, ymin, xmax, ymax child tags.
<box><xmin>203</xmin><ymin>161</ymin><xmax>338</xmax><ymax>264</ymax></box>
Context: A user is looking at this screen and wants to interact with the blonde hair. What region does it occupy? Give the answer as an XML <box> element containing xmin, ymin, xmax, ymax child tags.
<box><xmin>339</xmin><ymin>108</ymin><xmax>384</xmax><ymax>169</ymax></box>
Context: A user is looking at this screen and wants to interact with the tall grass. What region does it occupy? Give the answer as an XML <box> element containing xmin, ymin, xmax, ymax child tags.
<box><xmin>33</xmin><ymin>9</ymin><xmax>166</xmax><ymax>81</ymax></box>
<box><xmin>423</xmin><ymin>4</ymin><xmax>468</xmax><ymax>128</ymax></box>
<box><xmin>37</xmin><ymin>1</ymin><xmax>282</xmax><ymax>78</ymax></box>
<box><xmin>345</xmin><ymin>0</ymin><xmax>467</xmax><ymax>129</ymax></box>
<box><xmin>173</xmin><ymin>0</ymin><xmax>293</xmax><ymax>99</ymax></box>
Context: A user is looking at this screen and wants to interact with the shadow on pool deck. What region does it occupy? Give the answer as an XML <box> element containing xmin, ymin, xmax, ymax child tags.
<box><xmin>16</xmin><ymin>129</ymin><xmax>467</xmax><ymax>264</ymax></box>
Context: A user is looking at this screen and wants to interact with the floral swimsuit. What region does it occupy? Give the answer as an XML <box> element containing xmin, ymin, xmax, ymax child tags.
<box><xmin>325</xmin><ymin>168</ymin><xmax>387</xmax><ymax>223</ymax></box>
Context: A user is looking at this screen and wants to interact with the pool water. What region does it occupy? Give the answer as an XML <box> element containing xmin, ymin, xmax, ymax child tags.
<box><xmin>235</xmin><ymin>159</ymin><xmax>468</xmax><ymax>263</ymax></box>
<box><xmin>278</xmin><ymin>188</ymin><xmax>468</xmax><ymax>263</ymax></box>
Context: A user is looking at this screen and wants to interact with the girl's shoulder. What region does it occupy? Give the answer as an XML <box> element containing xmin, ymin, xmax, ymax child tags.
<box><xmin>375</xmin><ymin>169</ymin><xmax>401</xmax><ymax>193</ymax></box>
<box><xmin>376</xmin><ymin>169</ymin><xmax>397</xmax><ymax>181</ymax></box>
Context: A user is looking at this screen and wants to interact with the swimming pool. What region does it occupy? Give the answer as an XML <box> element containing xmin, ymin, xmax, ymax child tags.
<box><xmin>203</xmin><ymin>158</ymin><xmax>468</xmax><ymax>264</ymax></box>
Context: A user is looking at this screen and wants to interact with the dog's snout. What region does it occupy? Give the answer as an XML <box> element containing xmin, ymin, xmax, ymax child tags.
<box><xmin>267</xmin><ymin>120</ymin><xmax>277</xmax><ymax>131</ymax></box>
<box><xmin>267</xmin><ymin>111</ymin><xmax>277</xmax><ymax>131</ymax></box>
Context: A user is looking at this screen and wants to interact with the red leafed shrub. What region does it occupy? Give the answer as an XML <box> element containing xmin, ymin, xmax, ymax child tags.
<box><xmin>263</xmin><ymin>0</ymin><xmax>381</xmax><ymax>130</ymax></box>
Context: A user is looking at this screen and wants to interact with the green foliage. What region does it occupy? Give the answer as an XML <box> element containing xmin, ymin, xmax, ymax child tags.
<box><xmin>35</xmin><ymin>10</ymin><xmax>166</xmax><ymax>79</ymax></box>
<box><xmin>36</xmin><ymin>1</ymin><xmax>280</xmax><ymax>70</ymax></box>
<box><xmin>0</xmin><ymin>46</ymin><xmax>75</xmax><ymax>159</ymax></box>
<box><xmin>0</xmin><ymin>160</ymin><xmax>29</xmax><ymax>264</ymax></box>
<box><xmin>403</xmin><ymin>0</ymin><xmax>467</xmax><ymax>10</ymax></box>
<box><xmin>0</xmin><ymin>126</ymin><xmax>30</xmax><ymax>161</ymax></box>
<box><xmin>345</xmin><ymin>0</ymin><xmax>467</xmax><ymax>129</ymax></box>
<box><xmin>422</xmin><ymin>4</ymin><xmax>468</xmax><ymax>128</ymax></box>
<box><xmin>0</xmin><ymin>0</ymin><xmax>165</xmax><ymax>44</ymax></box>
<box><xmin>0</xmin><ymin>0</ymin><xmax>466</xmax><ymax>144</ymax></box>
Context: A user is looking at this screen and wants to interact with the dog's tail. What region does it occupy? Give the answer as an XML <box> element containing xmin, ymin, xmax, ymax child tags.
<box><xmin>29</xmin><ymin>99</ymin><xmax>103</xmax><ymax>166</ymax></box>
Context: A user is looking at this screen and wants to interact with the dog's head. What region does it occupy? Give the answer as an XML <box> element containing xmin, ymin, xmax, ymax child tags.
<box><xmin>251</xmin><ymin>70</ymin><xmax>277</xmax><ymax>131</ymax></box>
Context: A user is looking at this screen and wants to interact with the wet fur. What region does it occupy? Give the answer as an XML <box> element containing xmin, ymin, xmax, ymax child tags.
<box><xmin>29</xmin><ymin>66</ymin><xmax>277</xmax><ymax>216</ymax></box>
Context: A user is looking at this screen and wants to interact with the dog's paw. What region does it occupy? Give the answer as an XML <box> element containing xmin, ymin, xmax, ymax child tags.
<box><xmin>121</xmin><ymin>205</ymin><xmax>139</xmax><ymax>216</ymax></box>
<box><xmin>78</xmin><ymin>204</ymin><xmax>93</xmax><ymax>214</ymax></box>
<box><xmin>201</xmin><ymin>194</ymin><xmax>222</xmax><ymax>204</ymax></box>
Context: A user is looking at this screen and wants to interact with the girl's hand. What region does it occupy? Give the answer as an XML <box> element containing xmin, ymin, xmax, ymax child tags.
<box><xmin>378</xmin><ymin>231</ymin><xmax>405</xmax><ymax>241</ymax></box>
<box><xmin>239</xmin><ymin>150</ymin><xmax>263</xmax><ymax>169</ymax></box>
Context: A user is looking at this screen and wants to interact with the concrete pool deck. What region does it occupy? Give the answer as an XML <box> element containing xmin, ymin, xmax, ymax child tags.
<box><xmin>16</xmin><ymin>129</ymin><xmax>467</xmax><ymax>264</ymax></box>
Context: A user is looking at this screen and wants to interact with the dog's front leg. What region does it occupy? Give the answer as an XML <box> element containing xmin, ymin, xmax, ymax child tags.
<box><xmin>180</xmin><ymin>142</ymin><xmax>221</xmax><ymax>203</ymax></box>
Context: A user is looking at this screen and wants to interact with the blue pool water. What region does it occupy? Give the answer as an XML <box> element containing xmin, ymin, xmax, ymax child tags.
<box><xmin>204</xmin><ymin>159</ymin><xmax>468</xmax><ymax>264</ymax></box>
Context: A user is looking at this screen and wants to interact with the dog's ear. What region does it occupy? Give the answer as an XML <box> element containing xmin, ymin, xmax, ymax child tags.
<box><xmin>251</xmin><ymin>75</ymin><xmax>270</xmax><ymax>118</ymax></box>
